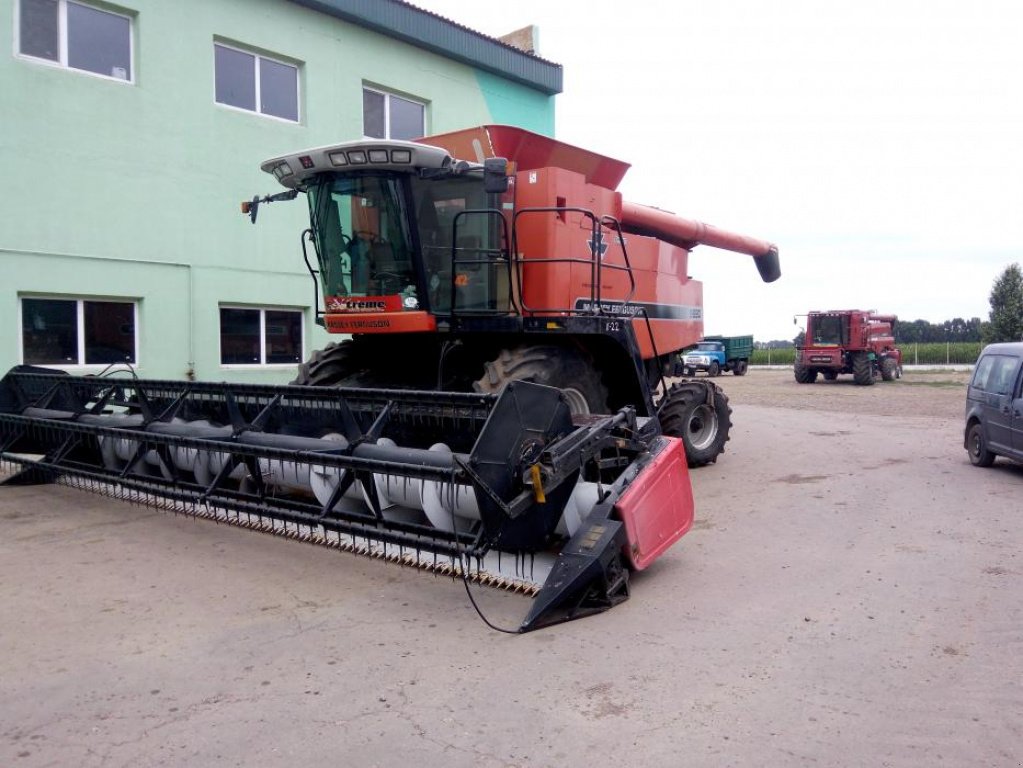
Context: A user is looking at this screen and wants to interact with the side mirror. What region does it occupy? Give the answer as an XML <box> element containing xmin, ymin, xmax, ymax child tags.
<box><xmin>483</xmin><ymin>157</ymin><xmax>509</xmax><ymax>194</ymax></box>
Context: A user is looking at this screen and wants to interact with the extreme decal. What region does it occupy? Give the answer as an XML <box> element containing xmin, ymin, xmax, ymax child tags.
<box><xmin>573</xmin><ymin>298</ymin><xmax>702</xmax><ymax>321</ymax></box>
<box><xmin>324</xmin><ymin>295</ymin><xmax>403</xmax><ymax>313</ymax></box>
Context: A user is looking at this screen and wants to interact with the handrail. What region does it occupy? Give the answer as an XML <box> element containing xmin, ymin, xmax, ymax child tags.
<box><xmin>446</xmin><ymin>209</ymin><xmax>516</xmax><ymax>319</ymax></box>
<box><xmin>510</xmin><ymin>207</ymin><xmax>636</xmax><ymax>316</ymax></box>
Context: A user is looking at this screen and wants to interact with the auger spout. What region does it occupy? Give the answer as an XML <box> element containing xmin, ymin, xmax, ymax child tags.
<box><xmin>620</xmin><ymin>200</ymin><xmax>781</xmax><ymax>283</ymax></box>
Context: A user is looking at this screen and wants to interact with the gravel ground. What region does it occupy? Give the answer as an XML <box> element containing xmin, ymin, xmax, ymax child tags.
<box><xmin>2</xmin><ymin>366</ymin><xmax>1022</xmax><ymax>768</ymax></box>
<box><xmin>703</xmin><ymin>366</ymin><xmax>973</xmax><ymax>417</ymax></box>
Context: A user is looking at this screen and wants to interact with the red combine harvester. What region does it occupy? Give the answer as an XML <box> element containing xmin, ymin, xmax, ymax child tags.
<box><xmin>795</xmin><ymin>309</ymin><xmax>902</xmax><ymax>385</ymax></box>
<box><xmin>1</xmin><ymin>126</ymin><xmax>779</xmax><ymax>631</ymax></box>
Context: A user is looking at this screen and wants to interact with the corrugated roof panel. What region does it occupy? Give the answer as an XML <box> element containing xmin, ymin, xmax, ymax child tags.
<box><xmin>288</xmin><ymin>0</ymin><xmax>563</xmax><ymax>94</ymax></box>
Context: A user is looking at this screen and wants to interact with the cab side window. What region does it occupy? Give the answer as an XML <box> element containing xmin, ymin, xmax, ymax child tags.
<box><xmin>973</xmin><ymin>354</ymin><xmax>1020</xmax><ymax>395</ymax></box>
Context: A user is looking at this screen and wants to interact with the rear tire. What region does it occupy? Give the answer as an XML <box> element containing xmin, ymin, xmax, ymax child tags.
<box><xmin>474</xmin><ymin>345</ymin><xmax>610</xmax><ymax>416</ymax></box>
<box><xmin>852</xmin><ymin>353</ymin><xmax>875</xmax><ymax>386</ymax></box>
<box><xmin>733</xmin><ymin>360</ymin><xmax>748</xmax><ymax>376</ymax></box>
<box><xmin>658</xmin><ymin>381</ymin><xmax>732</xmax><ymax>467</ymax></box>
<box><xmin>794</xmin><ymin>362</ymin><xmax>817</xmax><ymax>384</ymax></box>
<box><xmin>967</xmin><ymin>423</ymin><xmax>995</xmax><ymax>467</ymax></box>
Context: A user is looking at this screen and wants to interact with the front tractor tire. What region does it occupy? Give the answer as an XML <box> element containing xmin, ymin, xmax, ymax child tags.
<box><xmin>880</xmin><ymin>357</ymin><xmax>899</xmax><ymax>382</ymax></box>
<box><xmin>852</xmin><ymin>352</ymin><xmax>875</xmax><ymax>386</ymax></box>
<box><xmin>658</xmin><ymin>381</ymin><xmax>732</xmax><ymax>467</ymax></box>
<box><xmin>473</xmin><ymin>345</ymin><xmax>610</xmax><ymax>416</ymax></box>
<box><xmin>794</xmin><ymin>361</ymin><xmax>817</xmax><ymax>384</ymax></box>
<box><xmin>292</xmin><ymin>340</ymin><xmax>364</xmax><ymax>386</ymax></box>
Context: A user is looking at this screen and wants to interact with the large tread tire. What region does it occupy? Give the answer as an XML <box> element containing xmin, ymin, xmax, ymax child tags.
<box><xmin>473</xmin><ymin>345</ymin><xmax>610</xmax><ymax>416</ymax></box>
<box><xmin>852</xmin><ymin>352</ymin><xmax>875</xmax><ymax>386</ymax></box>
<box><xmin>658</xmin><ymin>381</ymin><xmax>732</xmax><ymax>467</ymax></box>
<box><xmin>967</xmin><ymin>422</ymin><xmax>995</xmax><ymax>467</ymax></box>
<box><xmin>794</xmin><ymin>361</ymin><xmax>817</xmax><ymax>384</ymax></box>
<box><xmin>880</xmin><ymin>357</ymin><xmax>897</xmax><ymax>382</ymax></box>
<box><xmin>292</xmin><ymin>341</ymin><xmax>364</xmax><ymax>386</ymax></box>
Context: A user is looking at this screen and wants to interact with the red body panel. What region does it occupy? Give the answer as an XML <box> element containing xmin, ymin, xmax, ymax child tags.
<box><xmin>324</xmin><ymin>311</ymin><xmax>437</xmax><ymax>334</ymax></box>
<box><xmin>614</xmin><ymin>436</ymin><xmax>694</xmax><ymax>570</ymax></box>
<box><xmin>508</xmin><ymin>165</ymin><xmax>706</xmax><ymax>356</ymax></box>
<box><xmin>413</xmin><ymin>125</ymin><xmax>777</xmax><ymax>359</ymax></box>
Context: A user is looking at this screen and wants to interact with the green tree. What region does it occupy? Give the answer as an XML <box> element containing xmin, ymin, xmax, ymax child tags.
<box><xmin>985</xmin><ymin>263</ymin><xmax>1023</xmax><ymax>343</ymax></box>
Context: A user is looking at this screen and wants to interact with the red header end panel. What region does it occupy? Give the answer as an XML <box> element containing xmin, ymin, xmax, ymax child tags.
<box><xmin>614</xmin><ymin>436</ymin><xmax>694</xmax><ymax>570</ymax></box>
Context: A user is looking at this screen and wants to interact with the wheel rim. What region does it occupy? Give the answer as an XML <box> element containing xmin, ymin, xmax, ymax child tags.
<box><xmin>560</xmin><ymin>387</ymin><xmax>591</xmax><ymax>416</ymax></box>
<box><xmin>687</xmin><ymin>404</ymin><xmax>718</xmax><ymax>450</ymax></box>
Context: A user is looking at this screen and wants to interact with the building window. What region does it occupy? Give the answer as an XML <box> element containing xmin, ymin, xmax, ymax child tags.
<box><xmin>17</xmin><ymin>0</ymin><xmax>133</xmax><ymax>82</ymax></box>
<box><xmin>363</xmin><ymin>87</ymin><xmax>425</xmax><ymax>140</ymax></box>
<box><xmin>21</xmin><ymin>297</ymin><xmax>137</xmax><ymax>366</ymax></box>
<box><xmin>214</xmin><ymin>42</ymin><xmax>299</xmax><ymax>122</ymax></box>
<box><xmin>219</xmin><ymin>307</ymin><xmax>303</xmax><ymax>366</ymax></box>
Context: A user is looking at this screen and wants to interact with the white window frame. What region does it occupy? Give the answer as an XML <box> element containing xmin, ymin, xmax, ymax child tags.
<box><xmin>18</xmin><ymin>295</ymin><xmax>140</xmax><ymax>369</ymax></box>
<box><xmin>219</xmin><ymin>305</ymin><xmax>305</xmax><ymax>369</ymax></box>
<box><xmin>363</xmin><ymin>85</ymin><xmax>427</xmax><ymax>140</ymax></box>
<box><xmin>14</xmin><ymin>0</ymin><xmax>135</xmax><ymax>84</ymax></box>
<box><xmin>213</xmin><ymin>41</ymin><xmax>301</xmax><ymax>123</ymax></box>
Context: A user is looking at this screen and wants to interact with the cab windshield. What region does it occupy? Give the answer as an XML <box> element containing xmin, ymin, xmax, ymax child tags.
<box><xmin>307</xmin><ymin>174</ymin><xmax>418</xmax><ymax>303</ymax></box>
<box><xmin>810</xmin><ymin>315</ymin><xmax>846</xmax><ymax>345</ymax></box>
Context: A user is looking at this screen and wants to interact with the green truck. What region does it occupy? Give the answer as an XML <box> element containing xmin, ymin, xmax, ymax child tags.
<box><xmin>681</xmin><ymin>335</ymin><xmax>754</xmax><ymax>376</ymax></box>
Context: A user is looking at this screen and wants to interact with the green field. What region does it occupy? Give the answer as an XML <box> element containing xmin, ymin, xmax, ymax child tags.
<box><xmin>750</xmin><ymin>342</ymin><xmax>982</xmax><ymax>367</ymax></box>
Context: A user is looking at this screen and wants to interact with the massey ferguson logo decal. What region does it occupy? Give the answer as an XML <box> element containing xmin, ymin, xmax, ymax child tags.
<box><xmin>325</xmin><ymin>296</ymin><xmax>388</xmax><ymax>312</ymax></box>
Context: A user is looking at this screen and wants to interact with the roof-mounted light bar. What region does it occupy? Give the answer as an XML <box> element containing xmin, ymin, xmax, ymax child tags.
<box><xmin>260</xmin><ymin>140</ymin><xmax>453</xmax><ymax>189</ymax></box>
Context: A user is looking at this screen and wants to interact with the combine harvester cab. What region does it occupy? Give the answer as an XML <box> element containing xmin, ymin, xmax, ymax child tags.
<box><xmin>0</xmin><ymin>367</ymin><xmax>692</xmax><ymax>631</ymax></box>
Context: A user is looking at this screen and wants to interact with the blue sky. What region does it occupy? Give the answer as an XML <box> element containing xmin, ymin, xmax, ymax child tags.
<box><xmin>417</xmin><ymin>0</ymin><xmax>1023</xmax><ymax>341</ymax></box>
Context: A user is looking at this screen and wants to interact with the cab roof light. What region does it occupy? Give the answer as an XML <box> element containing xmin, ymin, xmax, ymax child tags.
<box><xmin>347</xmin><ymin>150</ymin><xmax>367</xmax><ymax>165</ymax></box>
<box><xmin>368</xmin><ymin>149</ymin><xmax>389</xmax><ymax>163</ymax></box>
<box><xmin>390</xmin><ymin>149</ymin><xmax>412</xmax><ymax>164</ymax></box>
<box><xmin>272</xmin><ymin>162</ymin><xmax>294</xmax><ymax>180</ymax></box>
<box><xmin>328</xmin><ymin>151</ymin><xmax>348</xmax><ymax>166</ymax></box>
<box><xmin>298</xmin><ymin>155</ymin><xmax>315</xmax><ymax>169</ymax></box>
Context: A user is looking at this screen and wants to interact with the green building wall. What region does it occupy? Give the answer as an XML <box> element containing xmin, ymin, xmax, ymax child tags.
<box><xmin>0</xmin><ymin>0</ymin><xmax>556</xmax><ymax>383</ymax></box>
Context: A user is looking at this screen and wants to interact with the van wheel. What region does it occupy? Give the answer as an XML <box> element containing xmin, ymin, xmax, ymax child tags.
<box><xmin>967</xmin><ymin>423</ymin><xmax>995</xmax><ymax>467</ymax></box>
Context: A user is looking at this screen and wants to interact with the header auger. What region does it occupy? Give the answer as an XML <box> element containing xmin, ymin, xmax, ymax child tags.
<box><xmin>2</xmin><ymin>125</ymin><xmax>778</xmax><ymax>630</ymax></box>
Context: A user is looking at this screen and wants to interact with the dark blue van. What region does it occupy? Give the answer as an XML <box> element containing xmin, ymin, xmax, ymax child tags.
<box><xmin>965</xmin><ymin>342</ymin><xmax>1023</xmax><ymax>466</ymax></box>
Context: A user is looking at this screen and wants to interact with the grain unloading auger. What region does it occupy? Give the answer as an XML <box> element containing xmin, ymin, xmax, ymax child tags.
<box><xmin>0</xmin><ymin>367</ymin><xmax>692</xmax><ymax>632</ymax></box>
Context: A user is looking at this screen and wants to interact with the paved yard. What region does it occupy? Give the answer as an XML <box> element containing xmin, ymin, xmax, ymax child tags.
<box><xmin>2</xmin><ymin>369</ymin><xmax>1020</xmax><ymax>767</ymax></box>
